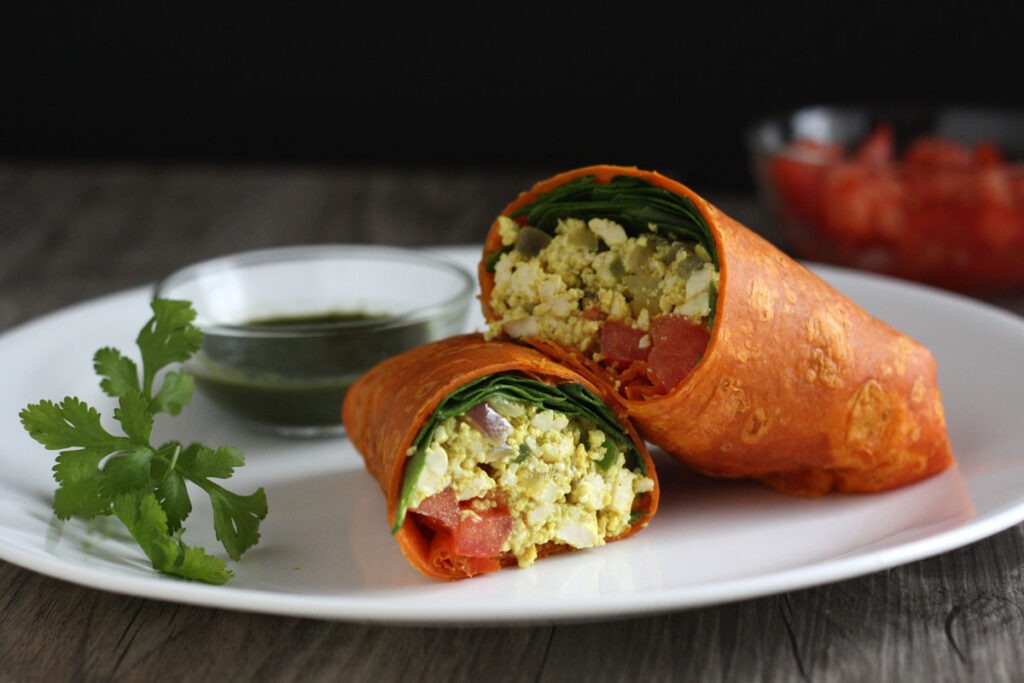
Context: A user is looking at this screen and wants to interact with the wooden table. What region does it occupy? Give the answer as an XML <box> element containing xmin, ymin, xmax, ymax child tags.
<box><xmin>2</xmin><ymin>163</ymin><xmax>1023</xmax><ymax>681</ymax></box>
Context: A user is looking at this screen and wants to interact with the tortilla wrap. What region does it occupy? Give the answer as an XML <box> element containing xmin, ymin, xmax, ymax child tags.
<box><xmin>342</xmin><ymin>333</ymin><xmax>659</xmax><ymax>580</ymax></box>
<box><xmin>480</xmin><ymin>165</ymin><xmax>954</xmax><ymax>495</ymax></box>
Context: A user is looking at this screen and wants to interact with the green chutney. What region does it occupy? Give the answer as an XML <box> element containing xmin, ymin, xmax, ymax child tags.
<box><xmin>189</xmin><ymin>311</ymin><xmax>432</xmax><ymax>431</ymax></box>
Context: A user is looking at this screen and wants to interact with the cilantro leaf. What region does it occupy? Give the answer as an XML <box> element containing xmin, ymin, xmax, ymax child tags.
<box><xmin>112</xmin><ymin>494</ymin><xmax>176</xmax><ymax>567</ymax></box>
<box><xmin>20</xmin><ymin>397</ymin><xmax>127</xmax><ymax>456</ymax></box>
<box><xmin>150</xmin><ymin>369</ymin><xmax>194</xmax><ymax>416</ymax></box>
<box><xmin>52</xmin><ymin>450</ymin><xmax>109</xmax><ymax>519</ymax></box>
<box><xmin>21</xmin><ymin>398</ymin><xmax>125</xmax><ymax>520</ymax></box>
<box><xmin>150</xmin><ymin>441</ymin><xmax>193</xmax><ymax>533</ymax></box>
<box><xmin>174</xmin><ymin>544</ymin><xmax>234</xmax><ymax>584</ymax></box>
<box><xmin>100</xmin><ymin>446</ymin><xmax>156</xmax><ymax>498</ymax></box>
<box><xmin>113</xmin><ymin>493</ymin><xmax>231</xmax><ymax>584</ymax></box>
<box><xmin>200</xmin><ymin>482</ymin><xmax>268</xmax><ymax>562</ymax></box>
<box><xmin>175</xmin><ymin>444</ymin><xmax>266</xmax><ymax>559</ymax></box>
<box><xmin>155</xmin><ymin>469</ymin><xmax>191</xmax><ymax>533</ymax></box>
<box><xmin>136</xmin><ymin>299</ymin><xmax>202</xmax><ymax>396</ymax></box>
<box><xmin>174</xmin><ymin>443</ymin><xmax>268</xmax><ymax>559</ymax></box>
<box><xmin>93</xmin><ymin>347</ymin><xmax>139</xmax><ymax>397</ymax></box>
<box><xmin>114</xmin><ymin>392</ymin><xmax>153</xmax><ymax>445</ymax></box>
<box><xmin>177</xmin><ymin>443</ymin><xmax>244</xmax><ymax>480</ymax></box>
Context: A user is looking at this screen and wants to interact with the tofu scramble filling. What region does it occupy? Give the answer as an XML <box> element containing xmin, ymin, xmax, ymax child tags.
<box><xmin>408</xmin><ymin>396</ymin><xmax>654</xmax><ymax>568</ymax></box>
<box><xmin>487</xmin><ymin>215</ymin><xmax>719</xmax><ymax>394</ymax></box>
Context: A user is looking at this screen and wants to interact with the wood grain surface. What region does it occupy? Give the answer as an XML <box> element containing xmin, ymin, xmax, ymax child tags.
<box><xmin>1</xmin><ymin>163</ymin><xmax>1023</xmax><ymax>682</ymax></box>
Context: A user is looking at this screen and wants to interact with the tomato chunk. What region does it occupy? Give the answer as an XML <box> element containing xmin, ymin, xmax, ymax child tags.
<box><xmin>822</xmin><ymin>164</ymin><xmax>905</xmax><ymax>240</ymax></box>
<box><xmin>853</xmin><ymin>123</ymin><xmax>894</xmax><ymax>166</ymax></box>
<box><xmin>451</xmin><ymin>507</ymin><xmax>514</xmax><ymax>558</ymax></box>
<box><xmin>646</xmin><ymin>315</ymin><xmax>710</xmax><ymax>391</ymax></box>
<box><xmin>903</xmin><ymin>137</ymin><xmax>973</xmax><ymax>168</ymax></box>
<box><xmin>769</xmin><ymin>140</ymin><xmax>844</xmax><ymax>227</ymax></box>
<box><xmin>420</xmin><ymin>502</ymin><xmax>514</xmax><ymax>577</ymax></box>
<box><xmin>600</xmin><ymin>320</ymin><xmax>649</xmax><ymax>363</ymax></box>
<box><xmin>429</xmin><ymin>533</ymin><xmax>501</xmax><ymax>578</ymax></box>
<box><xmin>767</xmin><ymin>123</ymin><xmax>1024</xmax><ymax>293</ymax></box>
<box><xmin>975</xmin><ymin>140</ymin><xmax>1004</xmax><ymax>166</ymax></box>
<box><xmin>410</xmin><ymin>487</ymin><xmax>459</xmax><ymax>532</ymax></box>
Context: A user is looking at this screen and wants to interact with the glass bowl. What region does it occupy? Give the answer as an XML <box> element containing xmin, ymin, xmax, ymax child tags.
<box><xmin>749</xmin><ymin>105</ymin><xmax>1024</xmax><ymax>294</ymax></box>
<box><xmin>154</xmin><ymin>245</ymin><xmax>474</xmax><ymax>436</ymax></box>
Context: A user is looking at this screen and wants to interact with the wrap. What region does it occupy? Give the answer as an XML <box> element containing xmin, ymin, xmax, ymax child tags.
<box><xmin>342</xmin><ymin>333</ymin><xmax>659</xmax><ymax>580</ymax></box>
<box><xmin>480</xmin><ymin>165</ymin><xmax>954</xmax><ymax>495</ymax></box>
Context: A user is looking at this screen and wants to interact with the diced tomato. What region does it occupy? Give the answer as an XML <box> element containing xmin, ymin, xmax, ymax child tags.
<box><xmin>581</xmin><ymin>305</ymin><xmax>607</xmax><ymax>321</ymax></box>
<box><xmin>768</xmin><ymin>123</ymin><xmax>1024</xmax><ymax>293</ymax></box>
<box><xmin>421</xmin><ymin>504</ymin><xmax>514</xmax><ymax>578</ymax></box>
<box><xmin>450</xmin><ymin>507</ymin><xmax>514</xmax><ymax>558</ymax></box>
<box><xmin>853</xmin><ymin>123</ymin><xmax>894</xmax><ymax>166</ymax></box>
<box><xmin>974</xmin><ymin>168</ymin><xmax>1021</xmax><ymax>248</ymax></box>
<box><xmin>646</xmin><ymin>315</ymin><xmax>710</xmax><ymax>392</ymax></box>
<box><xmin>414</xmin><ymin>494</ymin><xmax>513</xmax><ymax>557</ymax></box>
<box><xmin>975</xmin><ymin>140</ymin><xmax>1004</xmax><ymax>166</ymax></box>
<box><xmin>769</xmin><ymin>140</ymin><xmax>844</xmax><ymax>227</ymax></box>
<box><xmin>822</xmin><ymin>164</ymin><xmax>906</xmax><ymax>241</ymax></box>
<box><xmin>429</xmin><ymin>533</ymin><xmax>501</xmax><ymax>578</ymax></box>
<box><xmin>410</xmin><ymin>487</ymin><xmax>460</xmax><ymax>532</ymax></box>
<box><xmin>903</xmin><ymin>137</ymin><xmax>973</xmax><ymax>168</ymax></box>
<box><xmin>600</xmin><ymin>319</ymin><xmax>649</xmax><ymax>363</ymax></box>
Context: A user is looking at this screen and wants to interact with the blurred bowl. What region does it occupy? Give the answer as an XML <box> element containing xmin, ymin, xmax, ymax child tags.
<box><xmin>749</xmin><ymin>105</ymin><xmax>1024</xmax><ymax>294</ymax></box>
<box><xmin>154</xmin><ymin>245</ymin><xmax>474</xmax><ymax>436</ymax></box>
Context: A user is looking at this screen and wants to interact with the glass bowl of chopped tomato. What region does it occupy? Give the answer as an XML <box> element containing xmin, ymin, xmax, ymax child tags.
<box><xmin>749</xmin><ymin>106</ymin><xmax>1024</xmax><ymax>294</ymax></box>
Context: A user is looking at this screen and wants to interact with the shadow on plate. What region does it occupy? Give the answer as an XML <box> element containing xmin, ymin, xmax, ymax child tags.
<box><xmin>231</xmin><ymin>467</ymin><xmax>437</xmax><ymax>593</ymax></box>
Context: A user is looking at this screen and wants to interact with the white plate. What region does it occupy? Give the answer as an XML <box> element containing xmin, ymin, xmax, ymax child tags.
<box><xmin>1</xmin><ymin>246</ymin><xmax>1023</xmax><ymax>625</ymax></box>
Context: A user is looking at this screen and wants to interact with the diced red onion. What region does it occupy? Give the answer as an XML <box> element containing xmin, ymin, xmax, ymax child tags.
<box><xmin>465</xmin><ymin>401</ymin><xmax>513</xmax><ymax>442</ymax></box>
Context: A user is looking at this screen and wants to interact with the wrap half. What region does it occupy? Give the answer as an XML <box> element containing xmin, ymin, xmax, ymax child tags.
<box><xmin>342</xmin><ymin>333</ymin><xmax>658</xmax><ymax>580</ymax></box>
<box><xmin>480</xmin><ymin>165</ymin><xmax>953</xmax><ymax>495</ymax></box>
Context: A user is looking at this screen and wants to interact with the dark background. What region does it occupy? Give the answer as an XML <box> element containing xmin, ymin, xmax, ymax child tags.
<box><xmin>6</xmin><ymin>2</ymin><xmax>1024</xmax><ymax>193</ymax></box>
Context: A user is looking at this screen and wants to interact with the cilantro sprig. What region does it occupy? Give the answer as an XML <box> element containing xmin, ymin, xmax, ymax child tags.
<box><xmin>19</xmin><ymin>299</ymin><xmax>267</xmax><ymax>585</ymax></box>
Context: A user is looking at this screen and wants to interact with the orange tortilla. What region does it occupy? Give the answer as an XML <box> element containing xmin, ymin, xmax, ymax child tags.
<box><xmin>480</xmin><ymin>165</ymin><xmax>954</xmax><ymax>495</ymax></box>
<box><xmin>342</xmin><ymin>333</ymin><xmax>659</xmax><ymax>581</ymax></box>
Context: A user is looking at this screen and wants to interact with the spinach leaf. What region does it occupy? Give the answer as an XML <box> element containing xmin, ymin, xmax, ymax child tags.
<box><xmin>483</xmin><ymin>244</ymin><xmax>513</xmax><ymax>273</ymax></box>
<box><xmin>507</xmin><ymin>175</ymin><xmax>717</xmax><ymax>268</ymax></box>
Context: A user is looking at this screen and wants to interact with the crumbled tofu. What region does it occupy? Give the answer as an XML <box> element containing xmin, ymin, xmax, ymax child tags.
<box><xmin>415</xmin><ymin>445</ymin><xmax>448</xmax><ymax>501</ymax></box>
<box><xmin>486</xmin><ymin>217</ymin><xmax>718</xmax><ymax>363</ymax></box>
<box><xmin>497</xmin><ymin>215</ymin><xmax>520</xmax><ymax>246</ymax></box>
<box><xmin>408</xmin><ymin>400</ymin><xmax>653</xmax><ymax>568</ymax></box>
<box><xmin>588</xmin><ymin>218</ymin><xmax>628</xmax><ymax>246</ymax></box>
<box><xmin>555</xmin><ymin>508</ymin><xmax>602</xmax><ymax>548</ymax></box>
